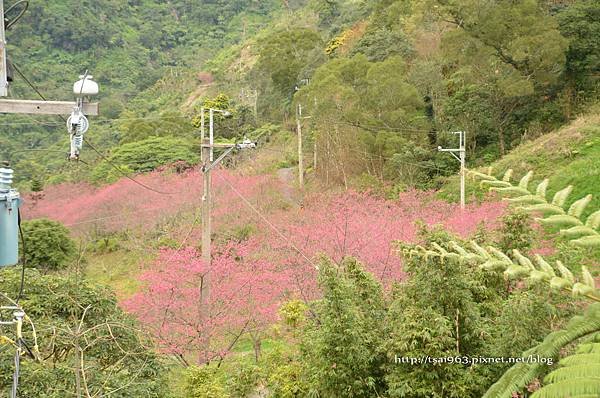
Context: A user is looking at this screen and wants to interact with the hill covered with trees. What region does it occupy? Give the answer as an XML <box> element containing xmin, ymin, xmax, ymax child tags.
<box><xmin>1</xmin><ymin>0</ymin><xmax>600</xmax><ymax>397</ymax></box>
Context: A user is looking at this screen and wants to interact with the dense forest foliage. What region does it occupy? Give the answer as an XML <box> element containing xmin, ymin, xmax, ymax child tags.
<box><xmin>2</xmin><ymin>0</ymin><xmax>597</xmax><ymax>193</ymax></box>
<box><xmin>1</xmin><ymin>0</ymin><xmax>600</xmax><ymax>397</ymax></box>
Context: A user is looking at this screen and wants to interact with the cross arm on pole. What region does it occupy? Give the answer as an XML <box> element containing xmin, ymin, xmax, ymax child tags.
<box><xmin>0</xmin><ymin>99</ymin><xmax>99</xmax><ymax>115</ymax></box>
<box><xmin>202</xmin><ymin>146</ymin><xmax>236</xmax><ymax>173</ymax></box>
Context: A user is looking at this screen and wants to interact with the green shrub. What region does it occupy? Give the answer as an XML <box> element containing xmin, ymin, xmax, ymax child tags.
<box><xmin>184</xmin><ymin>366</ymin><xmax>229</xmax><ymax>398</ymax></box>
<box><xmin>498</xmin><ymin>209</ymin><xmax>534</xmax><ymax>253</ymax></box>
<box><xmin>226</xmin><ymin>362</ymin><xmax>264</xmax><ymax>397</ymax></box>
<box><xmin>20</xmin><ymin>218</ymin><xmax>78</xmax><ymax>272</ymax></box>
<box><xmin>92</xmin><ymin>136</ymin><xmax>199</xmax><ymax>182</ymax></box>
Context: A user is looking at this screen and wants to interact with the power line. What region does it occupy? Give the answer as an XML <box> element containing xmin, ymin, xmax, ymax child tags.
<box><xmin>82</xmin><ymin>137</ymin><xmax>181</xmax><ymax>195</ymax></box>
<box><xmin>8</xmin><ymin>65</ymin><xmax>186</xmax><ymax>196</ymax></box>
<box><xmin>215</xmin><ymin>171</ymin><xmax>317</xmax><ymax>270</ymax></box>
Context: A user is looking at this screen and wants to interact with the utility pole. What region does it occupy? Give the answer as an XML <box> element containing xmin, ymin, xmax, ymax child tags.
<box><xmin>0</xmin><ymin>0</ymin><xmax>8</xmax><ymax>97</ymax></box>
<box><xmin>199</xmin><ymin>108</ymin><xmax>239</xmax><ymax>301</ymax></box>
<box><xmin>438</xmin><ymin>131</ymin><xmax>466</xmax><ymax>209</ymax></box>
<box><xmin>297</xmin><ymin>104</ymin><xmax>304</xmax><ymax>188</ymax></box>
<box><xmin>296</xmin><ymin>104</ymin><xmax>312</xmax><ymax>189</ymax></box>
<box><xmin>201</xmin><ymin>137</ymin><xmax>211</xmax><ymax>300</ymax></box>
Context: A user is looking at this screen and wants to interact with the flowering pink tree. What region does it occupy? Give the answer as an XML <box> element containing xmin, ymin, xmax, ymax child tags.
<box><xmin>122</xmin><ymin>238</ymin><xmax>290</xmax><ymax>365</ymax></box>
<box><xmin>29</xmin><ymin>166</ymin><xmax>508</xmax><ymax>364</ymax></box>
<box><xmin>260</xmin><ymin>190</ymin><xmax>506</xmax><ymax>298</ymax></box>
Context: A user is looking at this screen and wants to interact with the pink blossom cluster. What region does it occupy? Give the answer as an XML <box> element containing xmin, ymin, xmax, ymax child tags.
<box><xmin>23</xmin><ymin>169</ymin><xmax>279</xmax><ymax>234</ymax></box>
<box><xmin>121</xmin><ymin>241</ymin><xmax>290</xmax><ymax>362</ymax></box>
<box><xmin>27</xmin><ymin>169</ymin><xmax>509</xmax><ymax>363</ymax></box>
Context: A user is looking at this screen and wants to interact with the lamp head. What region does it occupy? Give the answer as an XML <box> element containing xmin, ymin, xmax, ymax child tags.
<box><xmin>73</xmin><ymin>75</ymin><xmax>99</xmax><ymax>97</ymax></box>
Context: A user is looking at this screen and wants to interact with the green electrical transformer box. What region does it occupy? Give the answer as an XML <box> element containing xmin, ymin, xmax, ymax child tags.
<box><xmin>0</xmin><ymin>168</ymin><xmax>20</xmax><ymax>267</ymax></box>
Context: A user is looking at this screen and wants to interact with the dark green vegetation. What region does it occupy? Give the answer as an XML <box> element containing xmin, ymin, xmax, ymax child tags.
<box><xmin>1</xmin><ymin>0</ymin><xmax>600</xmax><ymax>397</ymax></box>
<box><xmin>183</xmin><ymin>227</ymin><xmax>581</xmax><ymax>397</ymax></box>
<box><xmin>2</xmin><ymin>0</ymin><xmax>598</xmax><ymax>191</ymax></box>
<box><xmin>0</xmin><ymin>269</ymin><xmax>170</xmax><ymax>397</ymax></box>
<box><xmin>20</xmin><ymin>218</ymin><xmax>78</xmax><ymax>272</ymax></box>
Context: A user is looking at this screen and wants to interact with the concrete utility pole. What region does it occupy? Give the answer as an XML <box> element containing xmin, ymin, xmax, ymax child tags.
<box><xmin>0</xmin><ymin>0</ymin><xmax>8</xmax><ymax>97</ymax></box>
<box><xmin>297</xmin><ymin>104</ymin><xmax>304</xmax><ymax>188</ymax></box>
<box><xmin>296</xmin><ymin>104</ymin><xmax>312</xmax><ymax>189</ymax></box>
<box><xmin>438</xmin><ymin>131</ymin><xmax>466</xmax><ymax>209</ymax></box>
<box><xmin>201</xmin><ymin>137</ymin><xmax>212</xmax><ymax>300</ymax></box>
<box><xmin>199</xmin><ymin>108</ymin><xmax>251</xmax><ymax>303</ymax></box>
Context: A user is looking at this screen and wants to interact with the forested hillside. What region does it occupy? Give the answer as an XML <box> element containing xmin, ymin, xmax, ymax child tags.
<box><xmin>3</xmin><ymin>0</ymin><xmax>598</xmax><ymax>193</ymax></box>
<box><xmin>1</xmin><ymin>0</ymin><xmax>281</xmax><ymax>185</ymax></box>
<box><xmin>1</xmin><ymin>0</ymin><xmax>600</xmax><ymax>397</ymax></box>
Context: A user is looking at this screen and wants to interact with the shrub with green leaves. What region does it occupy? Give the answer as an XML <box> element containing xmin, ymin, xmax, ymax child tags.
<box><xmin>0</xmin><ymin>268</ymin><xmax>169</xmax><ymax>397</ymax></box>
<box><xmin>184</xmin><ymin>366</ymin><xmax>229</xmax><ymax>398</ymax></box>
<box><xmin>498</xmin><ymin>209</ymin><xmax>534</xmax><ymax>253</ymax></box>
<box><xmin>20</xmin><ymin>218</ymin><xmax>77</xmax><ymax>272</ymax></box>
<box><xmin>302</xmin><ymin>257</ymin><xmax>387</xmax><ymax>397</ymax></box>
<box><xmin>92</xmin><ymin>136</ymin><xmax>199</xmax><ymax>182</ymax></box>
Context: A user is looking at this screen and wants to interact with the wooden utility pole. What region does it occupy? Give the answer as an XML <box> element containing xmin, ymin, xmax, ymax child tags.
<box><xmin>297</xmin><ymin>104</ymin><xmax>304</xmax><ymax>188</ymax></box>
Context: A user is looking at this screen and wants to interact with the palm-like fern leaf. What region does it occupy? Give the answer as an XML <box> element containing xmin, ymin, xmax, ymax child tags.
<box><xmin>468</xmin><ymin>169</ymin><xmax>600</xmax><ymax>247</ymax></box>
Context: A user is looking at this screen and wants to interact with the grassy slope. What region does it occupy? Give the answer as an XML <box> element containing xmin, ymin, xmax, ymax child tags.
<box><xmin>440</xmin><ymin>110</ymin><xmax>600</xmax><ymax>219</ymax></box>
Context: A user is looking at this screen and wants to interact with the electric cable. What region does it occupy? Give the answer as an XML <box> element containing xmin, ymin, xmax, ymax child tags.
<box><xmin>16</xmin><ymin>209</ymin><xmax>26</xmax><ymax>303</ymax></box>
<box><xmin>10</xmin><ymin>63</ymin><xmax>67</xmax><ymax>125</ymax></box>
<box><xmin>215</xmin><ymin>171</ymin><xmax>317</xmax><ymax>270</ymax></box>
<box><xmin>4</xmin><ymin>0</ymin><xmax>29</xmax><ymax>30</ymax></box>
<box><xmin>82</xmin><ymin>137</ymin><xmax>181</xmax><ymax>195</ymax></box>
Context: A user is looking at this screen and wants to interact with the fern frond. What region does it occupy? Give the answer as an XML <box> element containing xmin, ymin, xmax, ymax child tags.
<box><xmin>537</xmin><ymin>214</ymin><xmax>583</xmax><ymax>228</ymax></box>
<box><xmin>518</xmin><ymin>171</ymin><xmax>534</xmax><ymax>189</ymax></box>
<box><xmin>483</xmin><ymin>304</ymin><xmax>600</xmax><ymax>398</ymax></box>
<box><xmin>544</xmin><ymin>365</ymin><xmax>600</xmax><ymax>383</ymax></box>
<box><xmin>530</xmin><ymin>379</ymin><xmax>600</xmax><ymax>398</ymax></box>
<box><xmin>513</xmin><ymin>250</ymin><xmax>535</xmax><ymax>269</ymax></box>
<box><xmin>507</xmin><ymin>195</ymin><xmax>547</xmax><ymax>205</ymax></box>
<box><xmin>534</xmin><ymin>255</ymin><xmax>556</xmax><ymax>276</ymax></box>
<box><xmin>586</xmin><ymin>210</ymin><xmax>600</xmax><ymax>230</ymax></box>
<box><xmin>505</xmin><ymin>264</ymin><xmax>530</xmax><ymax>279</ymax></box>
<box><xmin>551</xmin><ymin>186</ymin><xmax>573</xmax><ymax>207</ymax></box>
<box><xmin>577</xmin><ymin>343</ymin><xmax>600</xmax><ymax>354</ymax></box>
<box><xmin>572</xmin><ymin>235</ymin><xmax>600</xmax><ymax>248</ymax></box>
<box><xmin>481</xmin><ymin>260</ymin><xmax>510</xmax><ymax>272</ymax></box>
<box><xmin>431</xmin><ymin>242</ymin><xmax>448</xmax><ymax>256</ymax></box>
<box><xmin>522</xmin><ymin>203</ymin><xmax>565</xmax><ymax>215</ymax></box>
<box><xmin>488</xmin><ymin>246</ymin><xmax>513</xmax><ymax>263</ymax></box>
<box><xmin>559</xmin><ymin>226</ymin><xmax>599</xmax><ymax>239</ymax></box>
<box><xmin>582</xmin><ymin>267</ymin><xmax>596</xmax><ymax>290</ymax></box>
<box><xmin>530</xmin><ymin>269</ymin><xmax>552</xmax><ymax>282</ymax></box>
<box><xmin>492</xmin><ymin>186</ymin><xmax>531</xmax><ymax>196</ymax></box>
<box><xmin>481</xmin><ymin>180</ymin><xmax>512</xmax><ymax>189</ymax></box>
<box><xmin>550</xmin><ymin>277</ymin><xmax>572</xmax><ymax>290</ymax></box>
<box><xmin>573</xmin><ymin>282</ymin><xmax>596</xmax><ymax>297</ymax></box>
<box><xmin>449</xmin><ymin>241</ymin><xmax>471</xmax><ymax>257</ymax></box>
<box><xmin>568</xmin><ymin>195</ymin><xmax>593</xmax><ymax>218</ymax></box>
<box><xmin>468</xmin><ymin>170</ymin><xmax>496</xmax><ymax>181</ymax></box>
<box><xmin>470</xmin><ymin>241</ymin><xmax>492</xmax><ymax>259</ymax></box>
<box><xmin>536</xmin><ymin>179</ymin><xmax>549</xmax><ymax>199</ymax></box>
<box><xmin>502</xmin><ymin>169</ymin><xmax>513</xmax><ymax>182</ymax></box>
<box><xmin>559</xmin><ymin>353</ymin><xmax>600</xmax><ymax>366</ymax></box>
<box><xmin>556</xmin><ymin>261</ymin><xmax>575</xmax><ymax>283</ymax></box>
